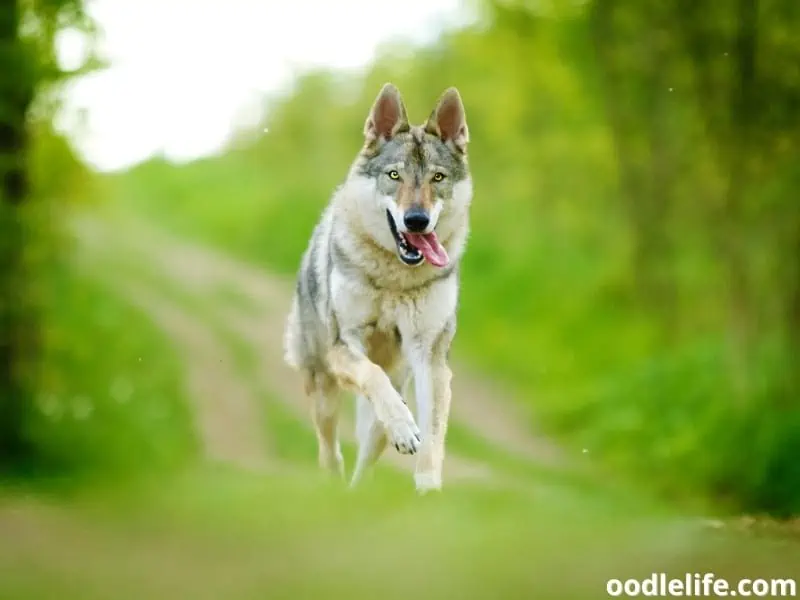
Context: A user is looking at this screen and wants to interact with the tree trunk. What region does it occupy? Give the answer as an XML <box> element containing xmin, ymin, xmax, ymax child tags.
<box><xmin>0</xmin><ymin>0</ymin><xmax>35</xmax><ymax>466</ymax></box>
<box><xmin>722</xmin><ymin>0</ymin><xmax>758</xmax><ymax>387</ymax></box>
<box><xmin>589</xmin><ymin>0</ymin><xmax>675</xmax><ymax>329</ymax></box>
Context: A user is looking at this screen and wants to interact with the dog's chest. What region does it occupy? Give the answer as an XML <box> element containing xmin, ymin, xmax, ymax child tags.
<box><xmin>370</xmin><ymin>286</ymin><xmax>455</xmax><ymax>344</ymax></box>
<box><xmin>370</xmin><ymin>292</ymin><xmax>413</xmax><ymax>332</ymax></box>
<box><xmin>331</xmin><ymin>265</ymin><xmax>457</xmax><ymax>342</ymax></box>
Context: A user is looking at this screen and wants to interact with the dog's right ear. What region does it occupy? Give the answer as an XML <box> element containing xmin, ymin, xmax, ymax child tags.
<box><xmin>364</xmin><ymin>83</ymin><xmax>410</xmax><ymax>144</ymax></box>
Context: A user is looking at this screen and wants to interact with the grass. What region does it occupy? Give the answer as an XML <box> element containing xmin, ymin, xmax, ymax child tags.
<box><xmin>2</xmin><ymin>465</ymin><xmax>799</xmax><ymax>600</ymax></box>
<box><xmin>76</xmin><ymin>237</ymin><xmax>324</xmax><ymax>467</ymax></box>
<box><xmin>19</xmin><ymin>260</ymin><xmax>198</xmax><ymax>481</ymax></box>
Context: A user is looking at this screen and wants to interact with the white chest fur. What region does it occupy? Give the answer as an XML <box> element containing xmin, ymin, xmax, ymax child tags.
<box><xmin>330</xmin><ymin>266</ymin><xmax>458</xmax><ymax>350</ymax></box>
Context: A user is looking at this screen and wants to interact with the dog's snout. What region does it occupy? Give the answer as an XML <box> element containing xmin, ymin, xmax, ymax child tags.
<box><xmin>403</xmin><ymin>208</ymin><xmax>430</xmax><ymax>233</ymax></box>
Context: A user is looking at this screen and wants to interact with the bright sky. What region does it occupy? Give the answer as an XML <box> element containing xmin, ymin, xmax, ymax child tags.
<box><xmin>54</xmin><ymin>0</ymin><xmax>472</xmax><ymax>172</ymax></box>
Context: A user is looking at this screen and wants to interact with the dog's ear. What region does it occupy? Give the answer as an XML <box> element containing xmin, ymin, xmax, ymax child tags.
<box><xmin>425</xmin><ymin>87</ymin><xmax>469</xmax><ymax>154</ymax></box>
<box><xmin>364</xmin><ymin>83</ymin><xmax>410</xmax><ymax>144</ymax></box>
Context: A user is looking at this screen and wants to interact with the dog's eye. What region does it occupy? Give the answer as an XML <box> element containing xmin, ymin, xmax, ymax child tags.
<box><xmin>432</xmin><ymin>172</ymin><xmax>446</xmax><ymax>182</ymax></box>
<box><xmin>388</xmin><ymin>170</ymin><xmax>400</xmax><ymax>180</ymax></box>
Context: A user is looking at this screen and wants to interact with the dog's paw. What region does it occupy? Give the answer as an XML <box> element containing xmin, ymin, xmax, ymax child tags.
<box><xmin>318</xmin><ymin>447</ymin><xmax>345</xmax><ymax>478</ymax></box>
<box><xmin>386</xmin><ymin>404</ymin><xmax>421</xmax><ymax>455</ymax></box>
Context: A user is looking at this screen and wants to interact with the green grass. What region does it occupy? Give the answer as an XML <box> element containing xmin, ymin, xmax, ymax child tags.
<box><xmin>19</xmin><ymin>261</ymin><xmax>198</xmax><ymax>481</ymax></box>
<box><xmin>81</xmin><ymin>243</ymin><xmax>323</xmax><ymax>465</ymax></box>
<box><xmin>1</xmin><ymin>466</ymin><xmax>798</xmax><ymax>600</ymax></box>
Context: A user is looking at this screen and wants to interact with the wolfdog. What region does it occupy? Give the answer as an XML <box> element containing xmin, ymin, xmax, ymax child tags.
<box><xmin>283</xmin><ymin>83</ymin><xmax>472</xmax><ymax>493</ymax></box>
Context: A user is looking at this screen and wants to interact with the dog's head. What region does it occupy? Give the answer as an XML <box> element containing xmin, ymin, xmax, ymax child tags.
<box><xmin>348</xmin><ymin>83</ymin><xmax>472</xmax><ymax>269</ymax></box>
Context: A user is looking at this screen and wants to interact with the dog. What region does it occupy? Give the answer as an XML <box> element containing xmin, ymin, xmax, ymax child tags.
<box><xmin>283</xmin><ymin>82</ymin><xmax>472</xmax><ymax>493</ymax></box>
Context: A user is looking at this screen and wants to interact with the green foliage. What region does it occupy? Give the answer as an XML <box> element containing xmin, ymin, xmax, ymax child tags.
<box><xmin>29</xmin><ymin>120</ymin><xmax>94</xmax><ymax>203</ymax></box>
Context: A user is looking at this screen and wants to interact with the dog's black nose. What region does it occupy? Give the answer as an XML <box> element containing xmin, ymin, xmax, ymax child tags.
<box><xmin>403</xmin><ymin>208</ymin><xmax>430</xmax><ymax>233</ymax></box>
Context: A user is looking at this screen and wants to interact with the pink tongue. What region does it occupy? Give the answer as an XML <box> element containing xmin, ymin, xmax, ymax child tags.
<box><xmin>404</xmin><ymin>232</ymin><xmax>449</xmax><ymax>268</ymax></box>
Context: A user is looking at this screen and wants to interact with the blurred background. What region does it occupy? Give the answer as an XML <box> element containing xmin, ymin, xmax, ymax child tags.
<box><xmin>1</xmin><ymin>0</ymin><xmax>799</xmax><ymax>597</ymax></box>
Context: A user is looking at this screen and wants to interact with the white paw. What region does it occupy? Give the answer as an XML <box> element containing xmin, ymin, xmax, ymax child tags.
<box><xmin>414</xmin><ymin>471</ymin><xmax>442</xmax><ymax>494</ymax></box>
<box><xmin>385</xmin><ymin>403</ymin><xmax>421</xmax><ymax>455</ymax></box>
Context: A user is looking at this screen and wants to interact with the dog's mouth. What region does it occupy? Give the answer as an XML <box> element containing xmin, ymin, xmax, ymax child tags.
<box><xmin>386</xmin><ymin>210</ymin><xmax>449</xmax><ymax>268</ymax></box>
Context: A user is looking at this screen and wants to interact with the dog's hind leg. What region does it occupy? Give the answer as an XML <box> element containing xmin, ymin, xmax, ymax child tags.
<box><xmin>350</xmin><ymin>366</ymin><xmax>409</xmax><ymax>487</ymax></box>
<box><xmin>349</xmin><ymin>394</ymin><xmax>387</xmax><ymax>487</ymax></box>
<box><xmin>308</xmin><ymin>370</ymin><xmax>345</xmax><ymax>477</ymax></box>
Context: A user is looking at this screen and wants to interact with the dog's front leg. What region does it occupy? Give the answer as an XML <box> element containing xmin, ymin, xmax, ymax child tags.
<box><xmin>409</xmin><ymin>324</ymin><xmax>455</xmax><ymax>493</ymax></box>
<box><xmin>327</xmin><ymin>340</ymin><xmax>421</xmax><ymax>455</ymax></box>
<box><xmin>414</xmin><ymin>359</ymin><xmax>452</xmax><ymax>494</ymax></box>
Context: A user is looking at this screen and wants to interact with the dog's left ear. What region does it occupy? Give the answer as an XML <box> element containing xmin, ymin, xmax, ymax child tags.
<box><xmin>425</xmin><ymin>87</ymin><xmax>469</xmax><ymax>154</ymax></box>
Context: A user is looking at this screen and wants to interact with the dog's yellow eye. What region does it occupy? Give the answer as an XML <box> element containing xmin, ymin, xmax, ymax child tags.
<box><xmin>388</xmin><ymin>170</ymin><xmax>400</xmax><ymax>180</ymax></box>
<box><xmin>432</xmin><ymin>172</ymin><xmax>445</xmax><ymax>182</ymax></box>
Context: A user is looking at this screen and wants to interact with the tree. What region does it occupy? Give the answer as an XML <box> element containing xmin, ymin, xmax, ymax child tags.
<box><xmin>0</xmin><ymin>0</ymin><xmax>95</xmax><ymax>467</ymax></box>
<box><xmin>0</xmin><ymin>0</ymin><xmax>36</xmax><ymax>464</ymax></box>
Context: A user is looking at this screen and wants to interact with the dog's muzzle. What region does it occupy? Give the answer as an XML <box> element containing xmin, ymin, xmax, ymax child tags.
<box><xmin>386</xmin><ymin>210</ymin><xmax>425</xmax><ymax>266</ymax></box>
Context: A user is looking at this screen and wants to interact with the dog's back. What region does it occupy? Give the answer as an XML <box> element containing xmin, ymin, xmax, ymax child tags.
<box><xmin>283</xmin><ymin>205</ymin><xmax>334</xmax><ymax>384</ymax></box>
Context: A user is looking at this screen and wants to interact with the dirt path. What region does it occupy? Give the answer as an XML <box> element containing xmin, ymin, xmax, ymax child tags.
<box><xmin>75</xmin><ymin>217</ymin><xmax>495</xmax><ymax>483</ymax></box>
<box><xmin>73</xmin><ymin>215</ymin><xmax>563</xmax><ymax>483</ymax></box>
<box><xmin>108</xmin><ymin>280</ymin><xmax>275</xmax><ymax>474</ymax></box>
